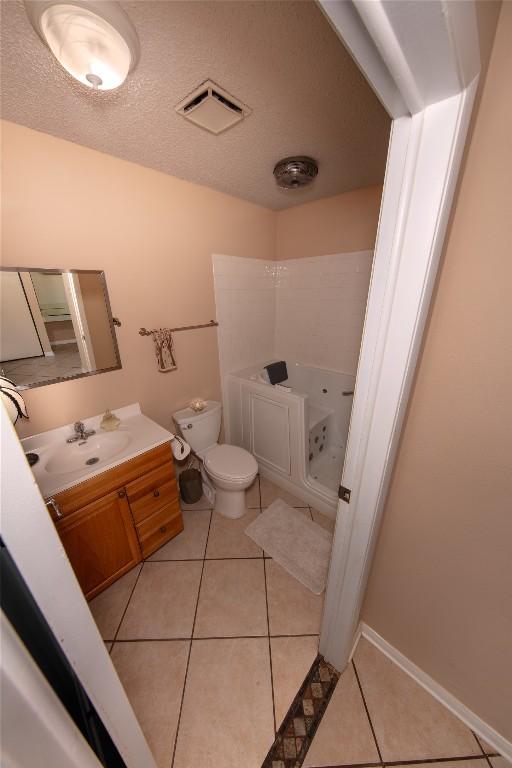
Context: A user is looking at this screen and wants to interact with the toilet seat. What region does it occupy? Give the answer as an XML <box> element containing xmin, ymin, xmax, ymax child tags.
<box><xmin>204</xmin><ymin>444</ymin><xmax>257</xmax><ymax>482</ymax></box>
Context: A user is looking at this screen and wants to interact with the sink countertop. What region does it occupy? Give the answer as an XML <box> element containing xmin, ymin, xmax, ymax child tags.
<box><xmin>21</xmin><ymin>403</ymin><xmax>173</xmax><ymax>499</ymax></box>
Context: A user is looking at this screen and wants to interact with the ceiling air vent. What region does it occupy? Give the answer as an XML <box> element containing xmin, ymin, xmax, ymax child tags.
<box><xmin>175</xmin><ymin>80</ymin><xmax>251</xmax><ymax>135</ymax></box>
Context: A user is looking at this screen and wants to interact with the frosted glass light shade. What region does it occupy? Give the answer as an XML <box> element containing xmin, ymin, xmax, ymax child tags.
<box><xmin>39</xmin><ymin>3</ymin><xmax>133</xmax><ymax>90</ymax></box>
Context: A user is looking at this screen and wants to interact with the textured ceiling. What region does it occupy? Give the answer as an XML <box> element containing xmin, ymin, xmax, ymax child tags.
<box><xmin>0</xmin><ymin>0</ymin><xmax>390</xmax><ymax>210</ymax></box>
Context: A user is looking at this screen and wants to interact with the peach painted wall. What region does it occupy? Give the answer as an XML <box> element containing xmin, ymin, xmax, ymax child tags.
<box><xmin>362</xmin><ymin>1</ymin><xmax>511</xmax><ymax>739</ymax></box>
<box><xmin>1</xmin><ymin>121</ymin><xmax>275</xmax><ymax>437</ymax></box>
<box><xmin>275</xmin><ymin>185</ymin><xmax>382</xmax><ymax>260</ymax></box>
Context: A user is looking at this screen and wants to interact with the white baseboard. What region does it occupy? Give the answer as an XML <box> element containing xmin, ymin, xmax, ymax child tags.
<box><xmin>358</xmin><ymin>623</ymin><xmax>511</xmax><ymax>761</ymax></box>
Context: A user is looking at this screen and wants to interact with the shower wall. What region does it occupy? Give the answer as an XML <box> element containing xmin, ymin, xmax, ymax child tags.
<box><xmin>212</xmin><ymin>254</ymin><xmax>276</xmax><ymax>380</ymax></box>
<box><xmin>213</xmin><ymin>251</ymin><xmax>373</xmax><ymax>379</ymax></box>
<box><xmin>274</xmin><ymin>251</ymin><xmax>373</xmax><ymax>375</ymax></box>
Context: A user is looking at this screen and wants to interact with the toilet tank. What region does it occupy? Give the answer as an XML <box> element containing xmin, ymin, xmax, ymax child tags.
<box><xmin>173</xmin><ymin>400</ymin><xmax>222</xmax><ymax>454</ymax></box>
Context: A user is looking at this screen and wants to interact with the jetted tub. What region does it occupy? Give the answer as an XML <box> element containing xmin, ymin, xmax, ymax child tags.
<box><xmin>225</xmin><ymin>361</ymin><xmax>355</xmax><ymax>516</ymax></box>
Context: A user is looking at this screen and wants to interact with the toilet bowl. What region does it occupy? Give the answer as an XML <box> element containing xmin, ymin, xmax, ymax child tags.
<box><xmin>173</xmin><ymin>401</ymin><xmax>258</xmax><ymax>519</ymax></box>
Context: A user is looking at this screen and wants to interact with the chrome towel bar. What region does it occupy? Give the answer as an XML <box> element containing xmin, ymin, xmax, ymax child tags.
<box><xmin>139</xmin><ymin>320</ymin><xmax>218</xmax><ymax>336</ymax></box>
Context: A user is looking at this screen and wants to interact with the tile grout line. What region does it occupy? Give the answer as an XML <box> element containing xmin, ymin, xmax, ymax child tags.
<box><xmin>472</xmin><ymin>732</ymin><xmax>494</xmax><ymax>766</ymax></box>
<box><xmin>259</xmin><ymin>474</ymin><xmax>278</xmax><ymax>732</ymax></box>
<box><xmin>150</xmin><ymin>555</ymin><xmax>266</xmax><ymax>562</ymax></box>
<box><xmin>263</xmin><ymin>533</ymin><xmax>277</xmax><ymax>735</ymax></box>
<box><xmin>307</xmin><ymin>757</ymin><xmax>493</xmax><ymax>768</ymax></box>
<box><xmin>110</xmin><ymin>633</ymin><xmax>321</xmax><ymax>643</ymax></box>
<box><xmin>352</xmin><ymin>659</ymin><xmax>383</xmax><ymax>763</ymax></box>
<box><xmin>110</xmin><ymin>561</ymin><xmax>145</xmax><ymax>646</ymax></box>
<box><xmin>170</xmin><ymin>507</ymin><xmax>213</xmax><ymax>768</ymax></box>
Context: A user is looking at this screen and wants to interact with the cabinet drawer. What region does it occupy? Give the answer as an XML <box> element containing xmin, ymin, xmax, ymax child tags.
<box><xmin>137</xmin><ymin>501</ymin><xmax>183</xmax><ymax>559</ymax></box>
<box><xmin>126</xmin><ymin>462</ymin><xmax>178</xmax><ymax>524</ymax></box>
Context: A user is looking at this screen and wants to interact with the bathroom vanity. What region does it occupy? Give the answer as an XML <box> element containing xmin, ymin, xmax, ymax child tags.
<box><xmin>22</xmin><ymin>404</ymin><xmax>183</xmax><ymax>600</ymax></box>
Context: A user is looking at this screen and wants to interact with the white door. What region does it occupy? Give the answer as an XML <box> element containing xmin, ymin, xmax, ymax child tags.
<box><xmin>0</xmin><ymin>271</ymin><xmax>43</xmax><ymax>362</ymax></box>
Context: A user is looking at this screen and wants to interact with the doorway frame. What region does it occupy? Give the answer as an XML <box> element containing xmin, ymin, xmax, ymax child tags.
<box><xmin>0</xmin><ymin>1</ymin><xmax>483</xmax><ymax>764</ymax></box>
<box><xmin>318</xmin><ymin>0</ymin><xmax>481</xmax><ymax>669</ymax></box>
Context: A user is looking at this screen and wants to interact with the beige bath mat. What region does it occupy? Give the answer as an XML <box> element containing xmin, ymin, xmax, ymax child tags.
<box><xmin>245</xmin><ymin>499</ymin><xmax>333</xmax><ymax>594</ymax></box>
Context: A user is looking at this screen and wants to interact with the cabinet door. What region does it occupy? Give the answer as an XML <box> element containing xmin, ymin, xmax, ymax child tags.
<box><xmin>56</xmin><ymin>490</ymin><xmax>141</xmax><ymax>600</ymax></box>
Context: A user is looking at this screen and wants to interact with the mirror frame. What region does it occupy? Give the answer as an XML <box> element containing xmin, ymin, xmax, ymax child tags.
<box><xmin>0</xmin><ymin>267</ymin><xmax>121</xmax><ymax>389</ymax></box>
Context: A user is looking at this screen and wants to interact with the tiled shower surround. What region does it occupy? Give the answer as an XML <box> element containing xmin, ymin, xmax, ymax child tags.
<box><xmin>213</xmin><ymin>251</ymin><xmax>374</xmax><ymax>381</ymax></box>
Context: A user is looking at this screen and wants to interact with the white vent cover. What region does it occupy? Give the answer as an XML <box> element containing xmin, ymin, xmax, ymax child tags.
<box><xmin>175</xmin><ymin>80</ymin><xmax>251</xmax><ymax>135</ymax></box>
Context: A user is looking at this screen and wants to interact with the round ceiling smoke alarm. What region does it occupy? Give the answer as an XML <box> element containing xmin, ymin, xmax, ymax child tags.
<box><xmin>273</xmin><ymin>156</ymin><xmax>318</xmax><ymax>189</ymax></box>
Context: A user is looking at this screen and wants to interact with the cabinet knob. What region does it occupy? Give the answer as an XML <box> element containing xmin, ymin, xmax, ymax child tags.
<box><xmin>159</xmin><ymin>526</ymin><xmax>167</xmax><ymax>534</ymax></box>
<box><xmin>153</xmin><ymin>489</ymin><xmax>160</xmax><ymax>498</ymax></box>
<box><xmin>118</xmin><ymin>489</ymin><xmax>126</xmax><ymax>498</ymax></box>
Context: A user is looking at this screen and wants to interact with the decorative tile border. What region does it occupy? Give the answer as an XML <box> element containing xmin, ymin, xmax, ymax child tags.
<box><xmin>262</xmin><ymin>653</ymin><xmax>340</xmax><ymax>768</ymax></box>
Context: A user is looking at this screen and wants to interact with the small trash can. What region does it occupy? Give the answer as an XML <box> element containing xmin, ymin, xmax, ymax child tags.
<box><xmin>179</xmin><ymin>468</ymin><xmax>203</xmax><ymax>504</ymax></box>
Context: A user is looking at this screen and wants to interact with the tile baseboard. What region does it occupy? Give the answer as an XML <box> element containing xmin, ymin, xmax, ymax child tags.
<box><xmin>355</xmin><ymin>623</ymin><xmax>511</xmax><ymax>762</ymax></box>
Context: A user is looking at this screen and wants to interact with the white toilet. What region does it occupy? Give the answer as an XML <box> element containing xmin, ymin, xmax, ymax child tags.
<box><xmin>173</xmin><ymin>401</ymin><xmax>258</xmax><ymax>519</ymax></box>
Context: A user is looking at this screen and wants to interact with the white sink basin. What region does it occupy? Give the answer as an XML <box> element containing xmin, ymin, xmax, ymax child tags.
<box><xmin>45</xmin><ymin>430</ymin><xmax>132</xmax><ymax>475</ymax></box>
<box><xmin>21</xmin><ymin>403</ymin><xmax>174</xmax><ymax>499</ymax></box>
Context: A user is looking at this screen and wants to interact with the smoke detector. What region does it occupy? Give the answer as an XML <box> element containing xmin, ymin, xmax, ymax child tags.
<box><xmin>175</xmin><ymin>80</ymin><xmax>251</xmax><ymax>135</ymax></box>
<box><xmin>273</xmin><ymin>156</ymin><xmax>318</xmax><ymax>189</ymax></box>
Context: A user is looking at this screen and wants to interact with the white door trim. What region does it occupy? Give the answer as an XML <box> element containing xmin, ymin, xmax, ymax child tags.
<box><xmin>0</xmin><ymin>408</ymin><xmax>158</xmax><ymax>768</ymax></box>
<box><xmin>62</xmin><ymin>272</ymin><xmax>96</xmax><ymax>371</ymax></box>
<box><xmin>318</xmin><ymin>0</ymin><xmax>481</xmax><ymax>671</ymax></box>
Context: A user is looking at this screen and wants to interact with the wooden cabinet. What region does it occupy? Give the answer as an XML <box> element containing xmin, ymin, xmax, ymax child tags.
<box><xmin>48</xmin><ymin>443</ymin><xmax>183</xmax><ymax>600</ymax></box>
<box><xmin>57</xmin><ymin>490</ymin><xmax>141</xmax><ymax>599</ymax></box>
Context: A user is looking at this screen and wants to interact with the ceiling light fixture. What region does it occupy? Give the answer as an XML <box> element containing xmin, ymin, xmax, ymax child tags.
<box><xmin>25</xmin><ymin>0</ymin><xmax>140</xmax><ymax>91</ymax></box>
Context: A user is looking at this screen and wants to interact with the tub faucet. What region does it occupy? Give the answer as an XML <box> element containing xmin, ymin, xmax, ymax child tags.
<box><xmin>67</xmin><ymin>421</ymin><xmax>96</xmax><ymax>444</ymax></box>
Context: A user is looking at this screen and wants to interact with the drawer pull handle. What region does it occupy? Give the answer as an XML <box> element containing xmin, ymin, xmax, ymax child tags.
<box><xmin>118</xmin><ymin>489</ymin><xmax>126</xmax><ymax>498</ymax></box>
<box><xmin>153</xmin><ymin>489</ymin><xmax>160</xmax><ymax>498</ymax></box>
<box><xmin>47</xmin><ymin>498</ymin><xmax>62</xmax><ymax>519</ymax></box>
<box><xmin>159</xmin><ymin>525</ymin><xmax>167</xmax><ymax>534</ymax></box>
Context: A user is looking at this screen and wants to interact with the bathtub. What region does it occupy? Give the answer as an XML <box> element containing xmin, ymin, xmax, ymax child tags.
<box><xmin>225</xmin><ymin>361</ymin><xmax>355</xmax><ymax>516</ymax></box>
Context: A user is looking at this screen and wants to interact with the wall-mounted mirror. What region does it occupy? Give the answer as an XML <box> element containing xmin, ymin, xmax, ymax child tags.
<box><xmin>0</xmin><ymin>269</ymin><xmax>121</xmax><ymax>389</ymax></box>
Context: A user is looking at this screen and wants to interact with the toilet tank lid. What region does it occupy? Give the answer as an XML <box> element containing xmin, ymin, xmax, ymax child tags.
<box><xmin>173</xmin><ymin>400</ymin><xmax>221</xmax><ymax>424</ymax></box>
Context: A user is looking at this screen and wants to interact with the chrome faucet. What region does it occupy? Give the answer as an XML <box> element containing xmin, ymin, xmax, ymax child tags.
<box><xmin>67</xmin><ymin>421</ymin><xmax>96</xmax><ymax>444</ymax></box>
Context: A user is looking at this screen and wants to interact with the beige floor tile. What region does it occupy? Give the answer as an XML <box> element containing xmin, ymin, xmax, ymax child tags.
<box><xmin>104</xmin><ymin>642</ymin><xmax>112</xmax><ymax>652</ymax></box>
<box><xmin>304</xmin><ymin>662</ymin><xmax>380</xmax><ymax>767</ymax></box>
<box><xmin>194</xmin><ymin>559</ymin><xmax>267</xmax><ymax>637</ymax></box>
<box><xmin>246</xmin><ymin>475</ymin><xmax>260</xmax><ymax>508</ymax></box>
<box><xmin>173</xmin><ymin>638</ymin><xmax>274</xmax><ymax>768</ymax></box>
<box><xmin>117</xmin><ymin>561</ymin><xmax>202</xmax><ymax>639</ymax></box>
<box><xmin>266</xmin><ymin>560</ymin><xmax>324</xmax><ymax>636</ymax></box>
<box><xmin>260</xmin><ymin>476</ymin><xmax>309</xmax><ymax>509</ymax></box>
<box><xmin>270</xmin><ymin>635</ymin><xmax>318</xmax><ymax>728</ymax></box>
<box><xmin>149</xmin><ymin>509</ymin><xmax>210</xmax><ymax>561</ymax></box>
<box><xmin>206</xmin><ymin>509</ymin><xmax>262</xmax><ymax>559</ymax></box>
<box><xmin>490</xmin><ymin>759</ymin><xmax>512</xmax><ymax>768</ymax></box>
<box><xmin>89</xmin><ymin>564</ymin><xmax>141</xmax><ymax>640</ymax></box>
<box><xmin>353</xmin><ymin>637</ymin><xmax>482</xmax><ymax>760</ymax></box>
<box><xmin>180</xmin><ymin>493</ymin><xmax>212</xmax><ymax>511</ymax></box>
<box><xmin>311</xmin><ymin>508</ymin><xmax>336</xmax><ymax>534</ymax></box>
<box><xmin>111</xmin><ymin>640</ymin><xmax>189</xmax><ymax>768</ymax></box>
<box><xmin>399</xmin><ymin>763</ymin><xmax>490</xmax><ymax>768</ymax></box>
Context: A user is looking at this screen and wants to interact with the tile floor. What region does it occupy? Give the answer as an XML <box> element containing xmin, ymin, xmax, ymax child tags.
<box><xmin>90</xmin><ymin>475</ymin><xmax>328</xmax><ymax>768</ymax></box>
<box><xmin>2</xmin><ymin>342</ymin><xmax>82</xmax><ymax>386</ymax></box>
<box><xmin>89</xmin><ymin>475</ymin><xmax>508</xmax><ymax>768</ymax></box>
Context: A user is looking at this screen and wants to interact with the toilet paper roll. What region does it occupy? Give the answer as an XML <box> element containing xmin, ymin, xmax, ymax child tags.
<box><xmin>171</xmin><ymin>434</ymin><xmax>191</xmax><ymax>461</ymax></box>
